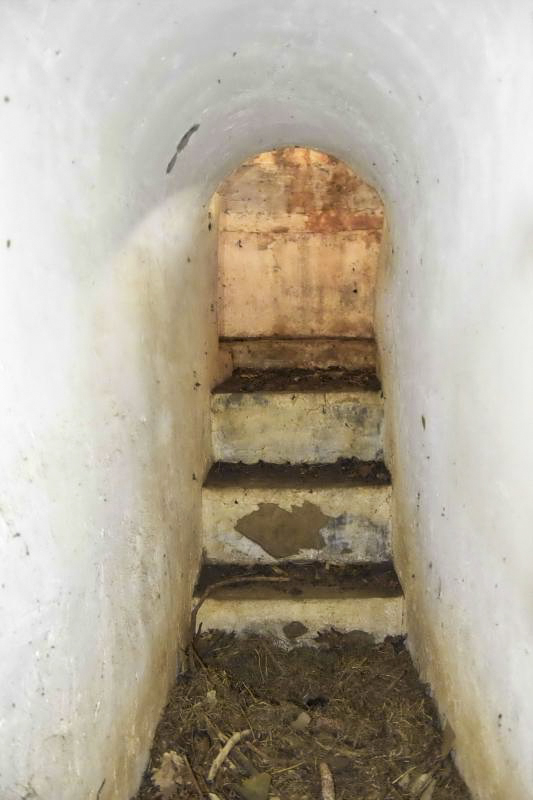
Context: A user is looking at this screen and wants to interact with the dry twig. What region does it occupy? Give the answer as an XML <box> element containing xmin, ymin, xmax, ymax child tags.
<box><xmin>319</xmin><ymin>761</ymin><xmax>335</xmax><ymax>800</ymax></box>
<box><xmin>208</xmin><ymin>729</ymin><xmax>252</xmax><ymax>782</ymax></box>
<box><xmin>212</xmin><ymin>726</ymin><xmax>257</xmax><ymax>776</ymax></box>
<box><xmin>189</xmin><ymin>576</ymin><xmax>289</xmax><ymax>643</ymax></box>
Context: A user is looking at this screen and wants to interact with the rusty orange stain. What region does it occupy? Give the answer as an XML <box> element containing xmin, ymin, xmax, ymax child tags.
<box><xmin>216</xmin><ymin>146</ymin><xmax>384</xmax><ymax>339</ymax></box>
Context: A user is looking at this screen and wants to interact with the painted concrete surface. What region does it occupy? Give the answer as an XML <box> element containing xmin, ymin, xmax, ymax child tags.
<box><xmin>216</xmin><ymin>148</ymin><xmax>383</xmax><ymax>339</ymax></box>
<box><xmin>3</xmin><ymin>2</ymin><xmax>533</xmax><ymax>800</ymax></box>
<box><xmin>203</xmin><ymin>484</ymin><xmax>391</xmax><ymax>564</ymax></box>
<box><xmin>197</xmin><ymin>590</ymin><xmax>405</xmax><ymax>645</ymax></box>
<box><xmin>211</xmin><ymin>390</ymin><xmax>384</xmax><ymax>464</ymax></box>
<box><xmin>221</xmin><ymin>337</ymin><xmax>376</xmax><ymax>371</ymax></box>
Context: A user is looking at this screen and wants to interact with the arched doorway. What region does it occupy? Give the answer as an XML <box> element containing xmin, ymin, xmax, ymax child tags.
<box><xmin>215</xmin><ymin>147</ymin><xmax>384</xmax><ymax>372</ymax></box>
<box><xmin>199</xmin><ymin>146</ymin><xmax>400</xmax><ymax>642</ymax></box>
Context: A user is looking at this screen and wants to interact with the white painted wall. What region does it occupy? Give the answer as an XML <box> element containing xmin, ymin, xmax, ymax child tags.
<box><xmin>1</xmin><ymin>2</ymin><xmax>533</xmax><ymax>799</ymax></box>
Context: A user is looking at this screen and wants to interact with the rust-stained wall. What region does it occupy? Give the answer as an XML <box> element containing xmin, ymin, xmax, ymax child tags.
<box><xmin>216</xmin><ymin>148</ymin><xmax>384</xmax><ymax>339</ymax></box>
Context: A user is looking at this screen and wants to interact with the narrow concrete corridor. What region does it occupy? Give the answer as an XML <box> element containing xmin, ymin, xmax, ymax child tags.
<box><xmin>2</xmin><ymin>4</ymin><xmax>533</xmax><ymax>800</ymax></box>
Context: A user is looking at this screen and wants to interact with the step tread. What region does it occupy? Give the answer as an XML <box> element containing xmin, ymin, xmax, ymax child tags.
<box><xmin>194</xmin><ymin>562</ymin><xmax>402</xmax><ymax>600</ymax></box>
<box><xmin>204</xmin><ymin>459</ymin><xmax>391</xmax><ymax>489</ymax></box>
<box><xmin>213</xmin><ymin>367</ymin><xmax>381</xmax><ymax>394</ymax></box>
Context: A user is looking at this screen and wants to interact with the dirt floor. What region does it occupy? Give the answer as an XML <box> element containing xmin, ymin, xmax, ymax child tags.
<box><xmin>134</xmin><ymin>632</ymin><xmax>470</xmax><ymax>800</ymax></box>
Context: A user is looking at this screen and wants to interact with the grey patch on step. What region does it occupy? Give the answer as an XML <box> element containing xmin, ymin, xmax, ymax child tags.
<box><xmin>234</xmin><ymin>501</ymin><xmax>332</xmax><ymax>558</ymax></box>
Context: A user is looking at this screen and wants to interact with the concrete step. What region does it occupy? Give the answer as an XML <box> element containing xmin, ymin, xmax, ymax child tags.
<box><xmin>211</xmin><ymin>368</ymin><xmax>384</xmax><ymax>464</ymax></box>
<box><xmin>193</xmin><ymin>563</ymin><xmax>405</xmax><ymax>645</ymax></box>
<box><xmin>202</xmin><ymin>460</ymin><xmax>391</xmax><ymax>565</ymax></box>
<box><xmin>220</xmin><ymin>337</ymin><xmax>376</xmax><ymax>371</ymax></box>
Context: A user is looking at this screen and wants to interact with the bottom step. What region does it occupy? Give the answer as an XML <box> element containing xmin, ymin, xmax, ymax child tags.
<box><xmin>194</xmin><ymin>563</ymin><xmax>405</xmax><ymax>646</ymax></box>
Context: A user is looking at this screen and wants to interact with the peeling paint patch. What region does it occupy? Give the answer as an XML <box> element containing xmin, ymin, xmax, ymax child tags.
<box><xmin>234</xmin><ymin>501</ymin><xmax>331</xmax><ymax>558</ymax></box>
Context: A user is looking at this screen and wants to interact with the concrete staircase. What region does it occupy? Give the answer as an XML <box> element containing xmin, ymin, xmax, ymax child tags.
<box><xmin>195</xmin><ymin>341</ymin><xmax>404</xmax><ymax>645</ymax></box>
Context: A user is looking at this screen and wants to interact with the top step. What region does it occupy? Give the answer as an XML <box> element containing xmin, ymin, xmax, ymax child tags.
<box><xmin>220</xmin><ymin>337</ymin><xmax>376</xmax><ymax>372</ymax></box>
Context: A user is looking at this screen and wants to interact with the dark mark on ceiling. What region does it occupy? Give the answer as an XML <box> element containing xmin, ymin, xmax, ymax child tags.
<box><xmin>166</xmin><ymin>123</ymin><xmax>200</xmax><ymax>174</ymax></box>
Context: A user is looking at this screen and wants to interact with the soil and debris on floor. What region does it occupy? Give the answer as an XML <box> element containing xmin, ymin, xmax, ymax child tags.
<box><xmin>134</xmin><ymin>631</ymin><xmax>470</xmax><ymax>800</ymax></box>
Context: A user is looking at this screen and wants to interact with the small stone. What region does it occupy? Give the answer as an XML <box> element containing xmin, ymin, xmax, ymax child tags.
<box><xmin>409</xmin><ymin>773</ymin><xmax>433</xmax><ymax>796</ymax></box>
<box><xmin>206</xmin><ymin>689</ymin><xmax>217</xmax><ymax>705</ymax></box>
<box><xmin>283</xmin><ymin>621</ymin><xmax>308</xmax><ymax>639</ymax></box>
<box><xmin>291</xmin><ymin>711</ymin><xmax>311</xmax><ymax>731</ymax></box>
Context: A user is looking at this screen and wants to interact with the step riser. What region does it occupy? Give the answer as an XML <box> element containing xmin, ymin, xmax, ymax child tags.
<box><xmin>211</xmin><ymin>391</ymin><xmax>384</xmax><ymax>464</ymax></box>
<box><xmin>221</xmin><ymin>338</ymin><xmax>376</xmax><ymax>371</ymax></box>
<box><xmin>197</xmin><ymin>595</ymin><xmax>405</xmax><ymax>644</ymax></box>
<box><xmin>202</xmin><ymin>485</ymin><xmax>391</xmax><ymax>564</ymax></box>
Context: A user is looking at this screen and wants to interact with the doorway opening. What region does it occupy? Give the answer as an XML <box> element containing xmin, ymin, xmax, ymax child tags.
<box><xmin>215</xmin><ymin>146</ymin><xmax>384</xmax><ymax>374</ymax></box>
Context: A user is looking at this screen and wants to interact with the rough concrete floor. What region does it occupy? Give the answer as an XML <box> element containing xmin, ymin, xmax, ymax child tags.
<box><xmin>134</xmin><ymin>631</ymin><xmax>470</xmax><ymax>800</ymax></box>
